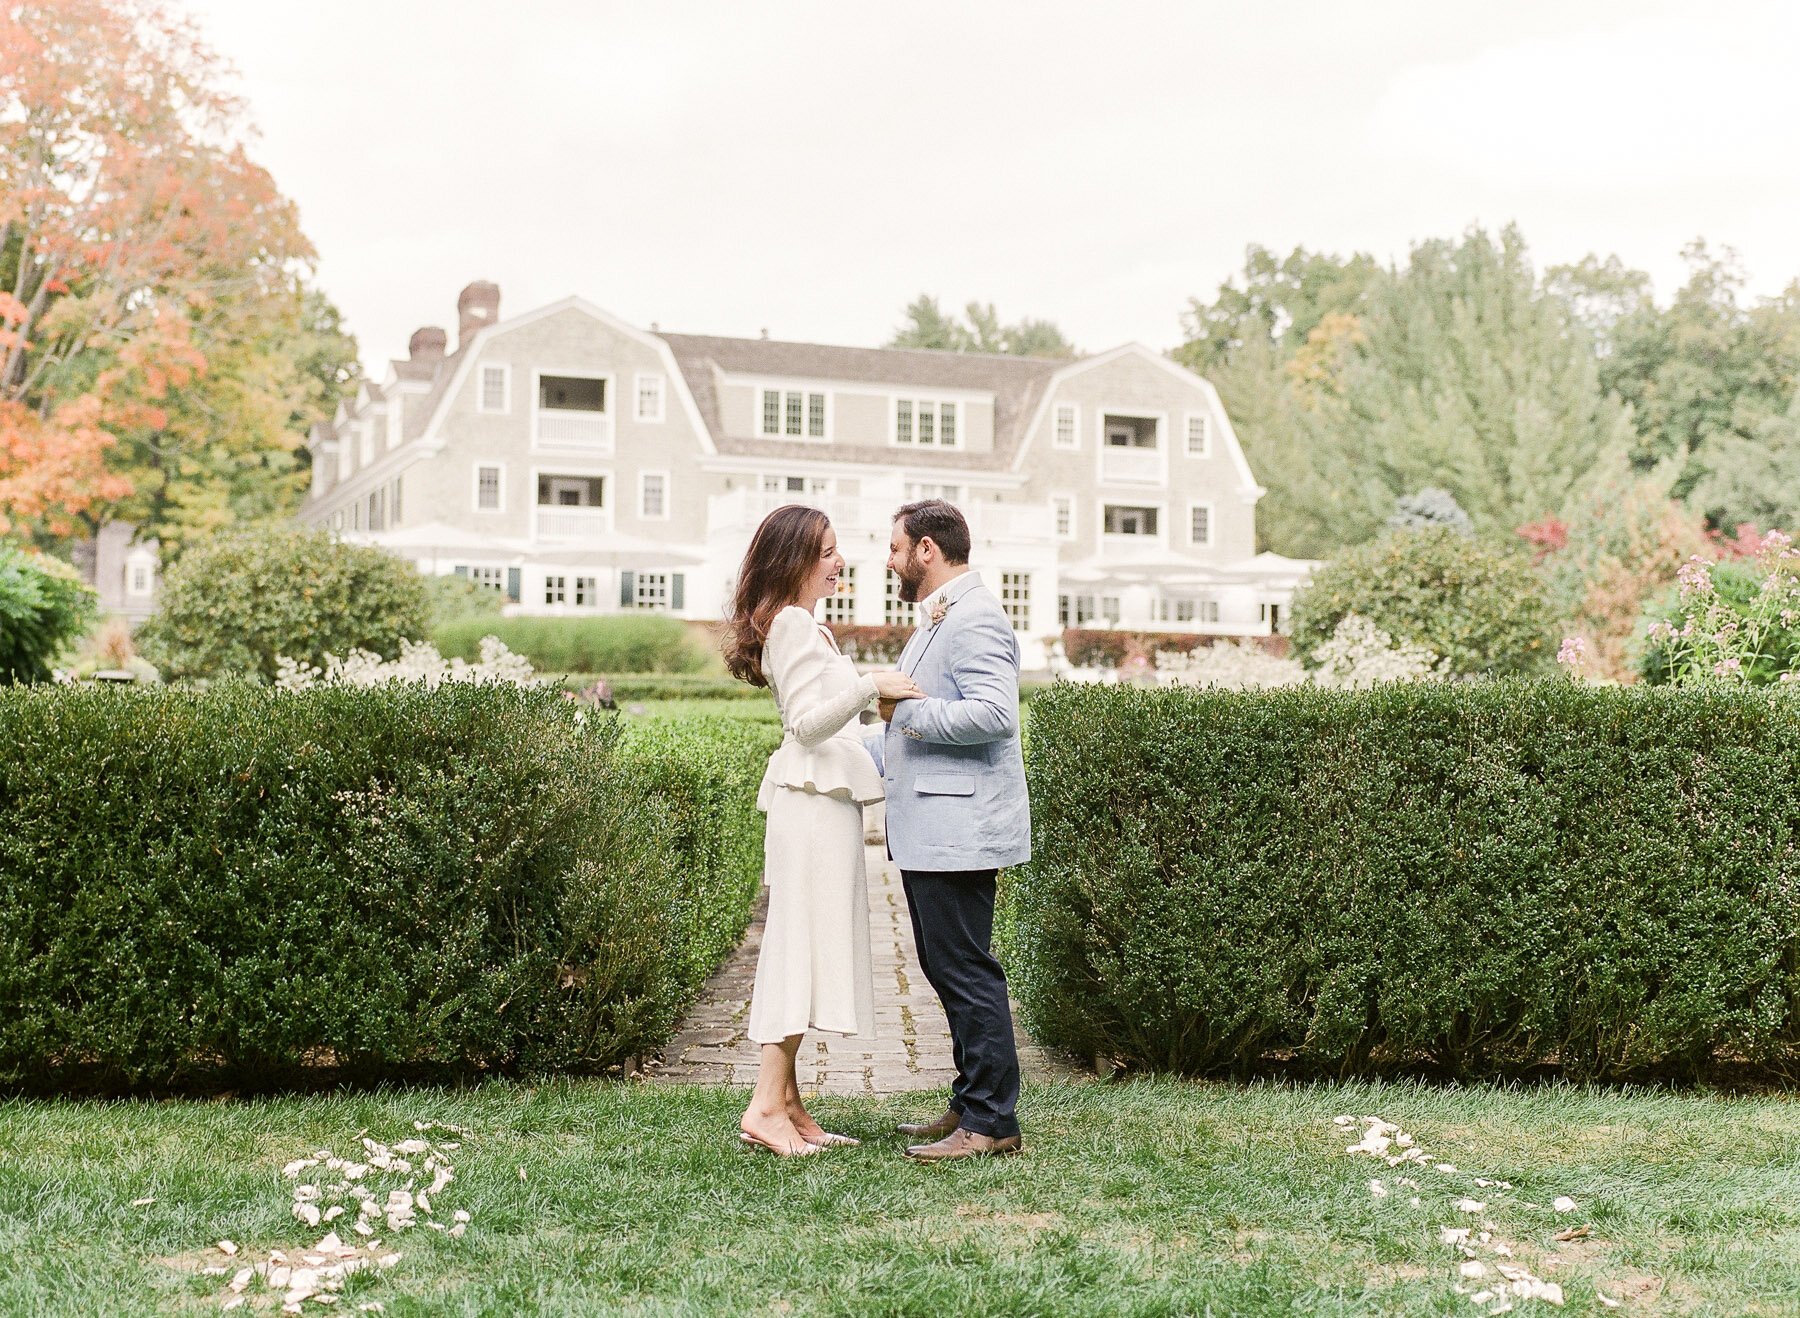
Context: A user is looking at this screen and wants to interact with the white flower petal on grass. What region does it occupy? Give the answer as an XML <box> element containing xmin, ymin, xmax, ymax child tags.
<box><xmin>216</xmin><ymin>1240</ymin><xmax>239</xmax><ymax>1256</ymax></box>
<box><xmin>1553</xmin><ymin>1196</ymin><xmax>1578</xmax><ymax>1213</ymax></box>
<box><xmin>518</xmin><ymin>1167</ymin><xmax>528</xmax><ymax>1182</ymax></box>
<box><xmin>1529</xmin><ymin>1281</ymin><xmax>1566</xmax><ymax>1305</ymax></box>
<box><xmin>428</xmin><ymin>1167</ymin><xmax>453</xmax><ymax>1196</ymax></box>
<box><xmin>130</xmin><ymin>1196</ymin><xmax>155</xmax><ymax>1207</ymax></box>
<box><xmin>1333</xmin><ymin>1115</ymin><xmax>1356</xmax><ymax>1126</ymax></box>
<box><xmin>1369</xmin><ymin>1179</ymin><xmax>1389</xmax><ymax>1198</ymax></box>
<box><xmin>353</xmin><ymin>1220</ymin><xmax>374</xmax><ymax>1237</ymax></box>
<box><xmin>357</xmin><ymin>1304</ymin><xmax>386</xmax><ymax>1313</ymax></box>
<box><xmin>1409</xmin><ymin>1196</ymin><xmax>1421</xmax><ymax>1206</ymax></box>
<box><xmin>313</xmin><ymin>1232</ymin><xmax>343</xmax><ymax>1253</ymax></box>
<box><xmin>1455</xmin><ymin>1199</ymin><xmax>1487</xmax><ymax>1214</ymax></box>
<box><xmin>1439</xmin><ymin>1227</ymin><xmax>1471</xmax><ymax>1245</ymax></box>
<box><xmin>324</xmin><ymin>1206</ymin><xmax>344</xmax><ymax>1222</ymax></box>
<box><xmin>222</xmin><ymin>1298</ymin><xmax>247</xmax><ymax>1313</ymax></box>
<box><xmin>1459</xmin><ymin>1261</ymin><xmax>1487</xmax><ymax>1279</ymax></box>
<box><xmin>1598</xmin><ymin>1292</ymin><xmax>1621</xmax><ymax>1308</ymax></box>
<box><xmin>1435</xmin><ymin>1163</ymin><xmax>1459</xmax><ymax>1174</ymax></box>
<box><xmin>293</xmin><ymin>1202</ymin><xmax>322</xmax><ymax>1227</ymax></box>
<box><xmin>228</xmin><ymin>1268</ymin><xmax>253</xmax><ymax>1293</ymax></box>
<box><xmin>452</xmin><ymin>1210</ymin><xmax>470</xmax><ymax>1223</ymax></box>
<box><xmin>394</xmin><ymin>1139</ymin><xmax>429</xmax><ymax>1155</ymax></box>
<box><xmin>376</xmin><ymin>1253</ymin><xmax>402</xmax><ymax>1269</ymax></box>
<box><xmin>448</xmin><ymin>1223</ymin><xmax>466</xmax><ymax>1239</ymax></box>
<box><xmin>416</xmin><ymin>1191</ymin><xmax>431</xmax><ymax>1215</ymax></box>
<box><xmin>293</xmin><ymin>1185</ymin><xmax>321</xmax><ymax>1203</ymax></box>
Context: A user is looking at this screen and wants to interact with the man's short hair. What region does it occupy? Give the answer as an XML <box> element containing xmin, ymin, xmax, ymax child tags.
<box><xmin>893</xmin><ymin>499</ymin><xmax>971</xmax><ymax>565</ymax></box>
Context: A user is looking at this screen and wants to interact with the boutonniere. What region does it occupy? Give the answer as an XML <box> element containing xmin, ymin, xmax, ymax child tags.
<box><xmin>929</xmin><ymin>596</ymin><xmax>950</xmax><ymax>626</ymax></box>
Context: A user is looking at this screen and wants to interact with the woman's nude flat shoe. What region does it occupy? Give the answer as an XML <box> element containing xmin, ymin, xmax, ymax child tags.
<box><xmin>806</xmin><ymin>1132</ymin><xmax>861</xmax><ymax>1148</ymax></box>
<box><xmin>738</xmin><ymin>1130</ymin><xmax>820</xmax><ymax>1157</ymax></box>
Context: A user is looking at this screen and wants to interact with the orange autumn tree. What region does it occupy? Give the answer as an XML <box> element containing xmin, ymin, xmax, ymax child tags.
<box><xmin>0</xmin><ymin>0</ymin><xmax>321</xmax><ymax>540</ymax></box>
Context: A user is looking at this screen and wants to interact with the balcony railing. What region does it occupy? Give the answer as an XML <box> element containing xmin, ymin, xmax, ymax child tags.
<box><xmin>1099</xmin><ymin>446</ymin><xmax>1164</xmax><ymax>484</ymax></box>
<box><xmin>534</xmin><ymin>410</ymin><xmax>613</xmax><ymax>452</ymax></box>
<box><xmin>534</xmin><ymin>506</ymin><xmax>610</xmax><ymax>543</ymax></box>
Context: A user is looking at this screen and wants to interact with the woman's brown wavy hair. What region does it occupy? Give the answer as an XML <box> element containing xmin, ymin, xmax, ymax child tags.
<box><xmin>720</xmin><ymin>503</ymin><xmax>830</xmax><ymax>688</ymax></box>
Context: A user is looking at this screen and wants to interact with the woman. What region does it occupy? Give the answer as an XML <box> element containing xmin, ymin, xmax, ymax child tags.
<box><xmin>721</xmin><ymin>505</ymin><xmax>923</xmax><ymax>1155</ymax></box>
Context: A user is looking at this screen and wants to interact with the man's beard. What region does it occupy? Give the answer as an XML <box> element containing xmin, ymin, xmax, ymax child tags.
<box><xmin>895</xmin><ymin>553</ymin><xmax>927</xmax><ymax>604</ymax></box>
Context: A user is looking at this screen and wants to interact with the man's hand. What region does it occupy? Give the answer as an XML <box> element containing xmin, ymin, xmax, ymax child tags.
<box><xmin>878</xmin><ymin>697</ymin><xmax>898</xmax><ymax>723</ymax></box>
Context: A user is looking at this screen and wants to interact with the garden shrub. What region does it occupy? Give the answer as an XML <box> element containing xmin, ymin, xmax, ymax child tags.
<box><xmin>1290</xmin><ymin>528</ymin><xmax>1555</xmax><ymax>675</ymax></box>
<box><xmin>0</xmin><ymin>683</ymin><xmax>775</xmax><ymax>1090</ymax></box>
<box><xmin>559</xmin><ymin>673</ymin><xmax>772</xmax><ymax>703</ymax></box>
<box><xmin>0</xmin><ymin>543</ymin><xmax>96</xmax><ymax>683</ymax></box>
<box><xmin>433</xmin><ymin>614</ymin><xmax>713</xmax><ymax>676</ymax></box>
<box><xmin>1639</xmin><ymin>545</ymin><xmax>1800</xmax><ymax>686</ymax></box>
<box><xmin>1062</xmin><ymin>629</ymin><xmax>1290</xmax><ymax>669</ymax></box>
<box><xmin>1004</xmin><ymin>680</ymin><xmax>1800</xmax><ymax>1082</ymax></box>
<box><xmin>137</xmin><ymin>527</ymin><xmax>429</xmax><ymax>682</ymax></box>
<box><xmin>829</xmin><ymin>624</ymin><xmax>912</xmax><ymax>663</ymax></box>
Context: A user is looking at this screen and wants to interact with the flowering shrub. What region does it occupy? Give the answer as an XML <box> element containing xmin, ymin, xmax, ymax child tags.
<box><xmin>275</xmin><ymin>637</ymin><xmax>539</xmax><ymax>690</ymax></box>
<box><xmin>1064</xmin><ymin>628</ymin><xmax>1290</xmax><ymax>670</ymax></box>
<box><xmin>1639</xmin><ymin>530</ymin><xmax>1800</xmax><ymax>685</ymax></box>
<box><xmin>1154</xmin><ymin>615</ymin><xmax>1441</xmax><ymax>691</ymax></box>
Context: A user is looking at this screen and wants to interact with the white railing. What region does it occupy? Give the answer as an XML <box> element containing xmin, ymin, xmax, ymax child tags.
<box><xmin>534</xmin><ymin>506</ymin><xmax>610</xmax><ymax>543</ymax></box>
<box><xmin>968</xmin><ymin>502</ymin><xmax>1053</xmax><ymax>542</ymax></box>
<box><xmin>1100</xmin><ymin>445</ymin><xmax>1165</xmax><ymax>484</ymax></box>
<box><xmin>534</xmin><ymin>410</ymin><xmax>613</xmax><ymax>451</ymax></box>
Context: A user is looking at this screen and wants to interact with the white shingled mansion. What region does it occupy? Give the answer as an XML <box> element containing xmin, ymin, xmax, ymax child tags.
<box><xmin>298</xmin><ymin>281</ymin><xmax>1314</xmax><ymax>666</ymax></box>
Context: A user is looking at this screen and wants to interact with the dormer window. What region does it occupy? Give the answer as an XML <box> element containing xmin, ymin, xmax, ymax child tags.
<box><xmin>759</xmin><ymin>388</ymin><xmax>827</xmax><ymax>439</ymax></box>
<box><xmin>895</xmin><ymin>398</ymin><xmax>959</xmax><ymax>447</ymax></box>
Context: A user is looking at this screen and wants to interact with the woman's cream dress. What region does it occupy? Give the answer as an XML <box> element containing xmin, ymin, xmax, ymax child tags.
<box><xmin>746</xmin><ymin>605</ymin><xmax>883</xmax><ymax>1044</ymax></box>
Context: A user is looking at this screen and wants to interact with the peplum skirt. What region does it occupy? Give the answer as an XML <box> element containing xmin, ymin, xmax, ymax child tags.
<box><xmin>746</xmin><ymin>785</ymin><xmax>876</xmax><ymax>1044</ymax></box>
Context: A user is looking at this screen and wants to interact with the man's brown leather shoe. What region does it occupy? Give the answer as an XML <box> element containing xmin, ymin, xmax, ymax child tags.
<box><xmin>904</xmin><ymin>1127</ymin><xmax>1022</xmax><ymax>1162</ymax></box>
<box><xmin>895</xmin><ymin>1108</ymin><xmax>960</xmax><ymax>1140</ymax></box>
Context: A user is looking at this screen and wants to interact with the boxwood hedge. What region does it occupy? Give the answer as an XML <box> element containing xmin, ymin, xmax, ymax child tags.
<box><xmin>1004</xmin><ymin>681</ymin><xmax>1800</xmax><ymax>1082</ymax></box>
<box><xmin>0</xmin><ymin>683</ymin><xmax>776</xmax><ymax>1091</ymax></box>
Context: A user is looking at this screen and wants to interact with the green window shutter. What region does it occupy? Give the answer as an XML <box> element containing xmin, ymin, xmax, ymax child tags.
<box><xmin>670</xmin><ymin>573</ymin><xmax>685</xmax><ymax>611</ymax></box>
<box><xmin>506</xmin><ymin>568</ymin><xmax>521</xmax><ymax>602</ymax></box>
<box><xmin>453</xmin><ymin>565</ymin><xmax>468</xmax><ymax>578</ymax></box>
<box><xmin>620</xmin><ymin>570</ymin><xmax>635</xmax><ymax>608</ymax></box>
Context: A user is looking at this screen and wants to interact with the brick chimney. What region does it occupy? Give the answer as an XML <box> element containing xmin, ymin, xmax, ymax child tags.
<box><xmin>408</xmin><ymin>325</ymin><xmax>447</xmax><ymax>362</ymax></box>
<box><xmin>457</xmin><ymin>280</ymin><xmax>500</xmax><ymax>349</ymax></box>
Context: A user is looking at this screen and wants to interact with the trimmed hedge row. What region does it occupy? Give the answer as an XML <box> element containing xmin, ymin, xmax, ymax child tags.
<box><xmin>1004</xmin><ymin>681</ymin><xmax>1800</xmax><ymax>1082</ymax></box>
<box><xmin>433</xmin><ymin>615</ymin><xmax>716</xmax><ymax>676</ymax></box>
<box><xmin>1061</xmin><ymin>628</ymin><xmax>1292</xmax><ymax>669</ymax></box>
<box><xmin>0</xmin><ymin>684</ymin><xmax>776</xmax><ymax>1090</ymax></box>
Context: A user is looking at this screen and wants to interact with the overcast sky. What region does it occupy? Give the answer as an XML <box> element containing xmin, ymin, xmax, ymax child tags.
<box><xmin>181</xmin><ymin>0</ymin><xmax>1800</xmax><ymax>373</ymax></box>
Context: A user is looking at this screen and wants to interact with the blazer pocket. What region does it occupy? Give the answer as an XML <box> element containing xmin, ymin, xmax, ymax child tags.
<box><xmin>914</xmin><ymin>773</ymin><xmax>976</xmax><ymax>796</ymax></box>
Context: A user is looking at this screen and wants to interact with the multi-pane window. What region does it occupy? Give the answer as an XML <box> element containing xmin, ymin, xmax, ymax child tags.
<box><xmin>759</xmin><ymin>389</ymin><xmax>827</xmax><ymax>439</ymax></box>
<box><xmin>1058</xmin><ymin>594</ymin><xmax>1097</xmax><ymax>627</ymax></box>
<box><xmin>1054</xmin><ymin>403</ymin><xmax>1078</xmax><ymax>449</ymax></box>
<box><xmin>1199</xmin><ymin>598</ymin><xmax>1221</xmax><ymax>623</ymax></box>
<box><xmin>884</xmin><ymin>573</ymin><xmax>914</xmax><ymax>627</ymax></box>
<box><xmin>476</xmin><ymin>465</ymin><xmax>502</xmax><ymax>510</ymax></box>
<box><xmin>636</xmin><ymin>374</ymin><xmax>665</xmax><ymax>422</ymax></box>
<box><xmin>1000</xmin><ymin>573</ymin><xmax>1030</xmax><ymax>631</ymax></box>
<box><xmin>1190</xmin><ymin>504</ymin><xmax>1212</xmax><ymax>545</ymax></box>
<box><xmin>470</xmin><ymin>566</ymin><xmax>505</xmax><ymax>593</ymax></box>
<box><xmin>634</xmin><ymin>572</ymin><xmax>670</xmax><ymax>610</ymax></box>
<box><xmin>905</xmin><ymin>482</ymin><xmax>962</xmax><ymax>502</ymax></box>
<box><xmin>544</xmin><ymin>574</ymin><xmax>567</xmax><ymax>605</ymax></box>
<box><xmin>1104</xmin><ymin>504</ymin><xmax>1159</xmax><ymax>536</ymax></box>
<box><xmin>1186</xmin><ymin>413</ymin><xmax>1209</xmax><ymax>456</ymax></box>
<box><xmin>480</xmin><ymin>365</ymin><xmax>507</xmax><ymax>412</ymax></box>
<box><xmin>128</xmin><ymin>563</ymin><xmax>151</xmax><ymax>595</ymax></box>
<box><xmin>575</xmin><ymin>576</ymin><xmax>597</xmax><ymax>607</ymax></box>
<box><xmin>1053</xmin><ymin>495</ymin><xmax>1073</xmax><ymax>539</ymax></box>
<box><xmin>641</xmin><ymin>473</ymin><xmax>667</xmax><ymax>518</ymax></box>
<box><xmin>1155</xmin><ymin>598</ymin><xmax>1198</xmax><ymax>624</ymax></box>
<box><xmin>822</xmin><ymin>566</ymin><xmax>856</xmax><ymax>625</ymax></box>
<box><xmin>1100</xmin><ymin>596</ymin><xmax>1122</xmax><ymax>625</ymax></box>
<box><xmin>761</xmin><ymin>473</ymin><xmax>828</xmax><ymax>498</ymax></box>
<box><xmin>895</xmin><ymin>399</ymin><xmax>957</xmax><ymax>446</ymax></box>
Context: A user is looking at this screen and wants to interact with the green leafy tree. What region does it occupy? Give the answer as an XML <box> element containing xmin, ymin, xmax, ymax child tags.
<box><xmin>137</xmin><ymin>526</ymin><xmax>429</xmax><ymax>681</ymax></box>
<box><xmin>1685</xmin><ymin>388</ymin><xmax>1800</xmax><ymax>534</ymax></box>
<box><xmin>887</xmin><ymin>295</ymin><xmax>1075</xmax><ymax>357</ymax></box>
<box><xmin>0</xmin><ymin>542</ymin><xmax>96</xmax><ymax>682</ymax></box>
<box><xmin>1289</xmin><ymin>528</ymin><xmax>1557</xmax><ymax>675</ymax></box>
<box><xmin>1278</xmin><ymin>226</ymin><xmax>1635</xmax><ymax>554</ymax></box>
<box><xmin>1599</xmin><ymin>241</ymin><xmax>1800</xmax><ymax>488</ymax></box>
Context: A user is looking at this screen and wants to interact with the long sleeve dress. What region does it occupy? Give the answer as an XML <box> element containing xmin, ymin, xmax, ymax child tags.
<box><xmin>746</xmin><ymin>606</ymin><xmax>882</xmax><ymax>1044</ymax></box>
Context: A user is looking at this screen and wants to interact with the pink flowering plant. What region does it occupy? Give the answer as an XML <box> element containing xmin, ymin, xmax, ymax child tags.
<box><xmin>1640</xmin><ymin>529</ymin><xmax>1800</xmax><ymax>686</ymax></box>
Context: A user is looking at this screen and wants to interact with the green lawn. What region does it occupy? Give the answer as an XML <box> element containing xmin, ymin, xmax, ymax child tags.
<box><xmin>2</xmin><ymin>1078</ymin><xmax>1797</xmax><ymax>1315</ymax></box>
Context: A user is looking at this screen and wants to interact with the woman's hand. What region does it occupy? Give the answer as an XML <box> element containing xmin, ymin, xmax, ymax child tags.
<box><xmin>871</xmin><ymin>670</ymin><xmax>925</xmax><ymax>701</ymax></box>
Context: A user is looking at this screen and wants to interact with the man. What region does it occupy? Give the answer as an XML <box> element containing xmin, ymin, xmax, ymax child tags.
<box><xmin>868</xmin><ymin>499</ymin><xmax>1029</xmax><ymax>1161</ymax></box>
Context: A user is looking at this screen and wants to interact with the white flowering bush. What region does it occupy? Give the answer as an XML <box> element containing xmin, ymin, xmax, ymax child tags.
<box><xmin>276</xmin><ymin>636</ymin><xmax>540</xmax><ymax>691</ymax></box>
<box><xmin>1155</xmin><ymin>641</ymin><xmax>1305</xmax><ymax>690</ymax></box>
<box><xmin>1310</xmin><ymin>614</ymin><xmax>1446</xmax><ymax>689</ymax></box>
<box><xmin>1154</xmin><ymin>615</ymin><xmax>1444</xmax><ymax>691</ymax></box>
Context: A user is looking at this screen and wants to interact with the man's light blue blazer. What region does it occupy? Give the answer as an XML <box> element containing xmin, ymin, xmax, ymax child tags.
<box><xmin>864</xmin><ymin>570</ymin><xmax>1031</xmax><ymax>872</ymax></box>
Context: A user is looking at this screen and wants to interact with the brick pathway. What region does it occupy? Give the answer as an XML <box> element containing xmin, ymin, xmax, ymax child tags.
<box><xmin>650</xmin><ymin>810</ymin><xmax>1073</xmax><ymax>1096</ymax></box>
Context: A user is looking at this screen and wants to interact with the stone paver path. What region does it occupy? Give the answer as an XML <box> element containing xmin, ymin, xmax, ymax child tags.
<box><xmin>651</xmin><ymin>819</ymin><xmax>1073</xmax><ymax>1096</ymax></box>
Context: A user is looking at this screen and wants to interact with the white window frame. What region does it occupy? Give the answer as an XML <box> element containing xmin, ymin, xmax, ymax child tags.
<box><xmin>359</xmin><ymin>419</ymin><xmax>374</xmax><ymax>466</ymax></box>
<box><xmin>473</xmin><ymin>463</ymin><xmax>505</xmax><ymax>513</ymax></box>
<box><xmin>1099</xmin><ymin>500</ymin><xmax>1168</xmax><ymax>544</ymax></box>
<box><xmin>1093</xmin><ymin>407</ymin><xmax>1169</xmax><ymax>486</ymax></box>
<box><xmin>756</xmin><ymin>386</ymin><xmax>833</xmax><ymax>443</ymax></box>
<box><xmin>126</xmin><ymin>558</ymin><xmax>153</xmax><ymax>596</ymax></box>
<box><xmin>531</xmin><ymin>367</ymin><xmax>615</xmax><ymax>454</ymax></box>
<box><xmin>1053</xmin><ymin>402</ymin><xmax>1079</xmax><ymax>450</ymax></box>
<box><xmin>575</xmin><ymin>575</ymin><xmax>598</xmax><ymax>608</ymax></box>
<box><xmin>633</xmin><ymin>571</ymin><xmax>672</xmax><ymax>611</ymax></box>
<box><xmin>468</xmin><ymin>565</ymin><xmax>506</xmax><ymax>594</ymax></box>
<box><xmin>891</xmin><ymin>397</ymin><xmax>961</xmax><ymax>448</ymax></box>
<box><xmin>821</xmin><ymin>564</ymin><xmax>856</xmax><ymax>625</ymax></box>
<box><xmin>639</xmin><ymin>469</ymin><xmax>670</xmax><ymax>521</ymax></box>
<box><xmin>1184</xmin><ymin>411</ymin><xmax>1211</xmax><ymax>458</ymax></box>
<box><xmin>544</xmin><ymin>573</ymin><xmax>568</xmax><ymax>606</ymax></box>
<box><xmin>479</xmin><ymin>364</ymin><xmax>510</xmax><ymax>414</ymax></box>
<box><xmin>634</xmin><ymin>372</ymin><xmax>666</xmax><ymax>423</ymax></box>
<box><xmin>1187</xmin><ymin>500</ymin><xmax>1214</xmax><ymax>547</ymax></box>
<box><xmin>1051</xmin><ymin>492</ymin><xmax>1076</xmax><ymax>541</ymax></box>
<box><xmin>528</xmin><ymin>463</ymin><xmax>615</xmax><ymax>537</ymax></box>
<box><xmin>999</xmin><ymin>572</ymin><xmax>1031</xmax><ymax>632</ymax></box>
